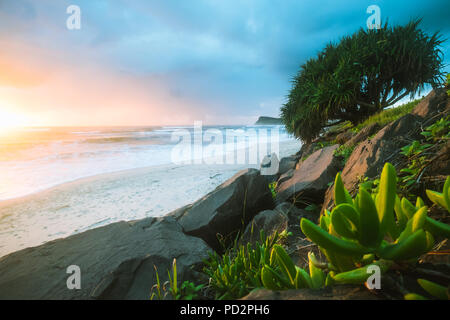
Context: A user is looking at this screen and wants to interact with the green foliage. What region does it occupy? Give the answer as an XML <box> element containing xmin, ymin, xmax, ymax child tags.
<box><xmin>261</xmin><ymin>248</ymin><xmax>325</xmax><ymax>291</ymax></box>
<box><xmin>420</xmin><ymin>116</ymin><xmax>450</xmax><ymax>141</ymax></box>
<box><xmin>300</xmin><ymin>163</ymin><xmax>450</xmax><ymax>285</ymax></box>
<box><xmin>405</xmin><ymin>278</ymin><xmax>449</xmax><ymax>300</ymax></box>
<box><xmin>447</xmin><ymin>73</ymin><xmax>450</xmax><ymax>97</ymax></box>
<box><xmin>281</xmin><ymin>19</ymin><xmax>445</xmax><ymax>142</ymax></box>
<box><xmin>416</xmin><ymin>278</ymin><xmax>448</xmax><ymax>300</ymax></box>
<box><xmin>268</xmin><ymin>181</ymin><xmax>277</xmax><ymax>200</ymax></box>
<box><xmin>333</xmin><ymin>145</ymin><xmax>355</xmax><ymax>165</ymax></box>
<box><xmin>150</xmin><ymin>258</ymin><xmax>204</xmax><ymax>300</ymax></box>
<box><xmin>398</xmin><ymin>116</ymin><xmax>450</xmax><ymax>194</ymax></box>
<box><xmin>203</xmin><ymin>231</ymin><xmax>278</xmax><ymax>299</ymax></box>
<box><xmin>204</xmin><ymin>230</ymin><xmax>326</xmax><ymax>299</ymax></box>
<box><xmin>179</xmin><ymin>281</ymin><xmax>205</xmax><ymax>300</ymax></box>
<box><xmin>354</xmin><ymin>99</ymin><xmax>422</xmax><ymax>132</ymax></box>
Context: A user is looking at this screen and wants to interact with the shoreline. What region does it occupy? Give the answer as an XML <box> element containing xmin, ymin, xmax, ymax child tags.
<box><xmin>0</xmin><ymin>138</ymin><xmax>301</xmax><ymax>258</ymax></box>
<box><xmin>0</xmin><ymin>162</ymin><xmax>252</xmax><ymax>258</ymax></box>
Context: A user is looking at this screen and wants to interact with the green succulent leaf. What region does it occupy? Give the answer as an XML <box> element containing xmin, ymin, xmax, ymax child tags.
<box><xmin>376</xmin><ymin>163</ymin><xmax>397</xmax><ymax>239</ymax></box>
<box><xmin>272</xmin><ymin>245</ymin><xmax>296</xmax><ymax>284</ymax></box>
<box><xmin>300</xmin><ymin>218</ymin><xmax>367</xmax><ymax>256</ymax></box>
<box><xmin>397</xmin><ymin>206</ymin><xmax>428</xmax><ymax>243</ymax></box>
<box><xmin>426</xmin><ymin>190</ymin><xmax>448</xmax><ymax>211</ymax></box>
<box><xmin>417</xmin><ymin>278</ymin><xmax>448</xmax><ymax>300</ymax></box>
<box><xmin>424</xmin><ymin>216</ymin><xmax>450</xmax><ymax>238</ymax></box>
<box><xmin>332</xmin><ymin>260</ymin><xmax>392</xmax><ymax>284</ymax></box>
<box><xmin>331</xmin><ymin>204</ymin><xmax>359</xmax><ymax>239</ymax></box>
<box><xmin>334</xmin><ymin>172</ymin><xmax>353</xmax><ymax>205</ymax></box>
<box><xmin>309</xmin><ymin>252</ymin><xmax>326</xmax><ymax>289</ymax></box>
<box><xmin>357</xmin><ymin>188</ymin><xmax>381</xmax><ymax>248</ymax></box>
<box><xmin>401</xmin><ymin>197</ymin><xmax>417</xmax><ymax>219</ymax></box>
<box><xmin>378</xmin><ymin>230</ymin><xmax>428</xmax><ymax>261</ymax></box>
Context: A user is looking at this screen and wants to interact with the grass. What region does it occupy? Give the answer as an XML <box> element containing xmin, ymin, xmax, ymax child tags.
<box><xmin>333</xmin><ymin>144</ymin><xmax>356</xmax><ymax>166</ymax></box>
<box><xmin>353</xmin><ymin>98</ymin><xmax>422</xmax><ymax>132</ymax></box>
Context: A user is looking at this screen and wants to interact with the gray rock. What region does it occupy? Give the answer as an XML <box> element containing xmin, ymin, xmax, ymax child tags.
<box><xmin>276</xmin><ymin>145</ymin><xmax>341</xmax><ymax>204</ymax></box>
<box><xmin>176</xmin><ymin>169</ymin><xmax>274</xmax><ymax>251</ymax></box>
<box><xmin>277</xmin><ymin>168</ymin><xmax>294</xmax><ymax>185</ymax></box>
<box><xmin>240</xmin><ymin>210</ymin><xmax>288</xmax><ymax>244</ymax></box>
<box><xmin>260</xmin><ymin>153</ymin><xmax>280</xmax><ymax>182</ymax></box>
<box><xmin>240</xmin><ymin>202</ymin><xmax>313</xmax><ymax>246</ymax></box>
<box><xmin>0</xmin><ymin>216</ymin><xmax>211</xmax><ymax>300</ymax></box>
<box><xmin>278</xmin><ymin>156</ymin><xmax>298</xmax><ymax>176</ymax></box>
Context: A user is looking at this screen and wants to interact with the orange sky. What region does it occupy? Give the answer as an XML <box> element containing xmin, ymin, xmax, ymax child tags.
<box><xmin>0</xmin><ymin>40</ymin><xmax>211</xmax><ymax>127</ymax></box>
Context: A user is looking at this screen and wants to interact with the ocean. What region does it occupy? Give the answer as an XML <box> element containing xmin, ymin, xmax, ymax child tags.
<box><xmin>0</xmin><ymin>124</ymin><xmax>302</xmax><ymax>256</ymax></box>
<box><xmin>0</xmin><ymin>124</ymin><xmax>300</xmax><ymax>201</ymax></box>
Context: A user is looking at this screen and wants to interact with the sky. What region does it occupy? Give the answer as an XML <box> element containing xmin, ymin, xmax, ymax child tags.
<box><xmin>0</xmin><ymin>0</ymin><xmax>449</xmax><ymax>127</ymax></box>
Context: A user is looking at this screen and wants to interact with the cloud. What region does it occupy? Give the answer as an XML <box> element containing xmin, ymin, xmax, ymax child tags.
<box><xmin>0</xmin><ymin>0</ymin><xmax>448</xmax><ymax>125</ymax></box>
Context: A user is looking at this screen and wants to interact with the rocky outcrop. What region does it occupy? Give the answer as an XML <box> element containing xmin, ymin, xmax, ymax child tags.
<box><xmin>296</xmin><ymin>142</ymin><xmax>319</xmax><ymax>160</ymax></box>
<box><xmin>240</xmin><ymin>209</ymin><xmax>288</xmax><ymax>244</ymax></box>
<box><xmin>412</xmin><ymin>88</ymin><xmax>448</xmax><ymax>119</ymax></box>
<box><xmin>339</xmin><ymin>114</ymin><xmax>423</xmax><ymax>193</ymax></box>
<box><xmin>278</xmin><ymin>156</ymin><xmax>298</xmax><ymax>176</ymax></box>
<box><xmin>276</xmin><ymin>145</ymin><xmax>341</xmax><ymax>204</ymax></box>
<box><xmin>241</xmin><ymin>285</ymin><xmax>380</xmax><ymax>300</ymax></box>
<box><xmin>322</xmin><ymin>89</ymin><xmax>449</xmax><ymax>213</ymax></box>
<box><xmin>344</xmin><ymin>123</ymin><xmax>381</xmax><ymax>148</ymax></box>
<box><xmin>255</xmin><ymin>116</ymin><xmax>283</xmax><ymax>125</ymax></box>
<box><xmin>240</xmin><ymin>202</ymin><xmax>311</xmax><ymax>243</ymax></box>
<box><xmin>0</xmin><ymin>216</ymin><xmax>211</xmax><ymax>300</ymax></box>
<box><xmin>175</xmin><ymin>169</ymin><xmax>274</xmax><ymax>251</ymax></box>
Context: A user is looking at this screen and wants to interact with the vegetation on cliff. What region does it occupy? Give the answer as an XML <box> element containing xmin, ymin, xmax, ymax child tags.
<box><xmin>281</xmin><ymin>19</ymin><xmax>446</xmax><ymax>142</ymax></box>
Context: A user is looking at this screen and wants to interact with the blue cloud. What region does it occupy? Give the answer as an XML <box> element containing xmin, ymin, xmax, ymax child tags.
<box><xmin>1</xmin><ymin>0</ymin><xmax>449</xmax><ymax>122</ymax></box>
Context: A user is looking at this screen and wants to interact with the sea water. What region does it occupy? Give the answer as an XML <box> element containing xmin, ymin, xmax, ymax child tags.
<box><xmin>0</xmin><ymin>125</ymin><xmax>300</xmax><ymax>201</ymax></box>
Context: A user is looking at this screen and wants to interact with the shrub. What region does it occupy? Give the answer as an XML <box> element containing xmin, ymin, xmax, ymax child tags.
<box><xmin>333</xmin><ymin>144</ymin><xmax>355</xmax><ymax>166</ymax></box>
<box><xmin>150</xmin><ymin>258</ymin><xmax>205</xmax><ymax>300</ymax></box>
<box><xmin>353</xmin><ymin>98</ymin><xmax>422</xmax><ymax>132</ymax></box>
<box><xmin>281</xmin><ymin>19</ymin><xmax>445</xmax><ymax>142</ymax></box>
<box><xmin>203</xmin><ymin>231</ymin><xmax>279</xmax><ymax>299</ymax></box>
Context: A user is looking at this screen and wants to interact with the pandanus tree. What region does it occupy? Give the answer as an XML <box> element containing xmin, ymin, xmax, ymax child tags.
<box><xmin>281</xmin><ymin>19</ymin><xmax>446</xmax><ymax>142</ymax></box>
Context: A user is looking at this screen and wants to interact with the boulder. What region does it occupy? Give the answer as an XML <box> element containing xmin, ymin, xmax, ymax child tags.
<box><xmin>176</xmin><ymin>169</ymin><xmax>274</xmax><ymax>251</ymax></box>
<box><xmin>241</xmin><ymin>285</ymin><xmax>380</xmax><ymax>300</ymax></box>
<box><xmin>344</xmin><ymin>123</ymin><xmax>381</xmax><ymax>148</ymax></box>
<box><xmin>340</xmin><ymin>113</ymin><xmax>423</xmax><ymax>194</ymax></box>
<box><xmin>278</xmin><ymin>168</ymin><xmax>294</xmax><ymax>185</ymax></box>
<box><xmin>240</xmin><ymin>209</ymin><xmax>288</xmax><ymax>244</ymax></box>
<box><xmin>260</xmin><ymin>153</ymin><xmax>279</xmax><ymax>182</ymax></box>
<box><xmin>240</xmin><ymin>202</ymin><xmax>316</xmax><ymax>267</ymax></box>
<box><xmin>276</xmin><ymin>145</ymin><xmax>341</xmax><ymax>205</ymax></box>
<box><xmin>296</xmin><ymin>142</ymin><xmax>319</xmax><ymax>160</ymax></box>
<box><xmin>0</xmin><ymin>216</ymin><xmax>211</xmax><ymax>300</ymax></box>
<box><xmin>412</xmin><ymin>88</ymin><xmax>448</xmax><ymax>119</ymax></box>
<box><xmin>278</xmin><ymin>156</ymin><xmax>298</xmax><ymax>176</ymax></box>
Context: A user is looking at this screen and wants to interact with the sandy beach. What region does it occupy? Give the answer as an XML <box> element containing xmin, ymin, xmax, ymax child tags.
<box><xmin>0</xmin><ymin>138</ymin><xmax>301</xmax><ymax>258</ymax></box>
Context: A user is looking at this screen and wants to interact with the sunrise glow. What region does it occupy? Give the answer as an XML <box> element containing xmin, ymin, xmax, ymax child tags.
<box><xmin>0</xmin><ymin>107</ymin><xmax>29</xmax><ymax>133</ymax></box>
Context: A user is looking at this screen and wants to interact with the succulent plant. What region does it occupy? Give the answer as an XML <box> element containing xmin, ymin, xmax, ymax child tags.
<box><xmin>300</xmin><ymin>163</ymin><xmax>450</xmax><ymax>284</ymax></box>
<box><xmin>405</xmin><ymin>278</ymin><xmax>450</xmax><ymax>300</ymax></box>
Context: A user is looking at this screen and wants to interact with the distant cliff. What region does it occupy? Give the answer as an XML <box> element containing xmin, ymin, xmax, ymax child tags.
<box><xmin>255</xmin><ymin>116</ymin><xmax>283</xmax><ymax>125</ymax></box>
